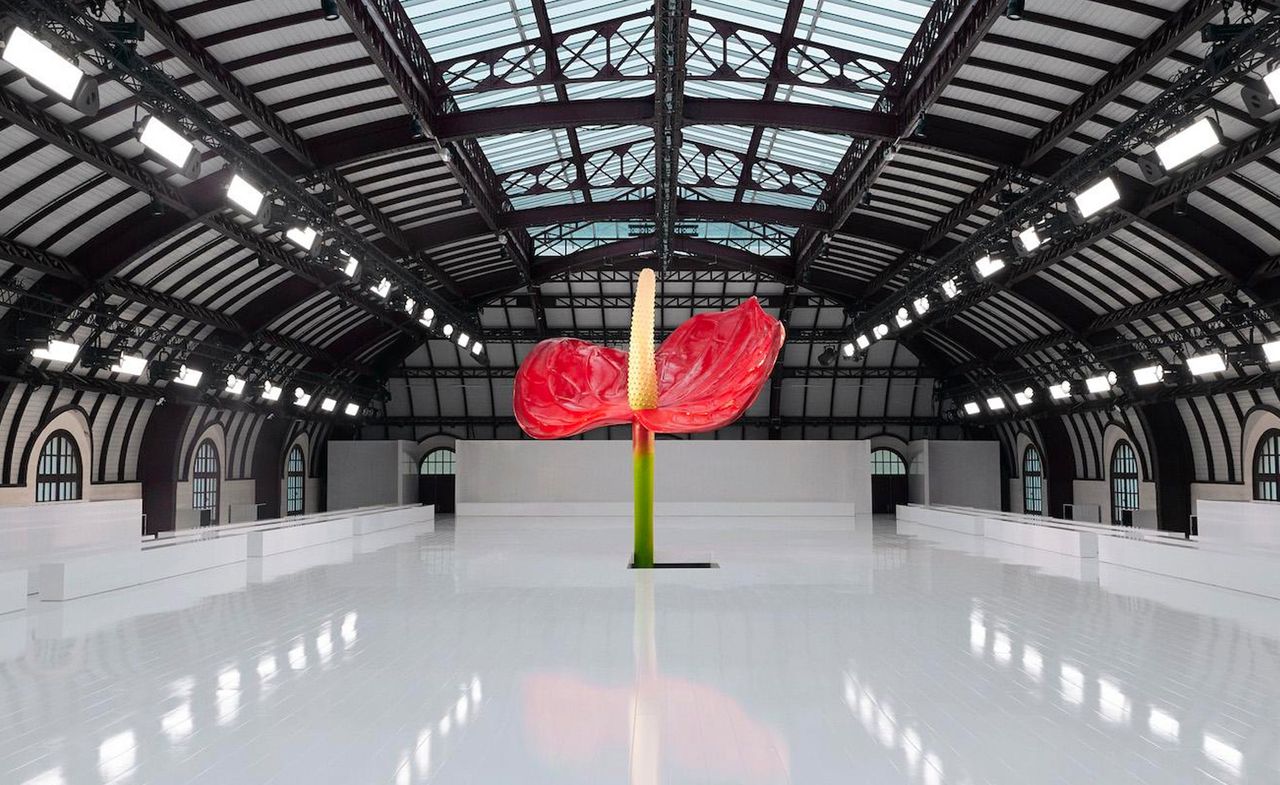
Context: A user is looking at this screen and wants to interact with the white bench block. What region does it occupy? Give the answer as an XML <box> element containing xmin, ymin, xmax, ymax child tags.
<box><xmin>351</xmin><ymin>505</ymin><xmax>433</xmax><ymax>535</ymax></box>
<box><xmin>39</xmin><ymin>537</ymin><xmax>245</xmax><ymax>601</ymax></box>
<box><xmin>247</xmin><ymin>518</ymin><xmax>354</xmax><ymax>558</ymax></box>
<box><xmin>1098</xmin><ymin>537</ymin><xmax>1280</xmax><ymax>600</ymax></box>
<box><xmin>981</xmin><ymin>516</ymin><xmax>1098</xmax><ymax>558</ymax></box>
<box><xmin>248</xmin><ymin>540</ymin><xmax>354</xmax><ymax>583</ymax></box>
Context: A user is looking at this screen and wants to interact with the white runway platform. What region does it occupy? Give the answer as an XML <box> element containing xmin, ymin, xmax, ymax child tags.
<box><xmin>1</xmin><ymin>512</ymin><xmax>1278</xmax><ymax>784</ymax></box>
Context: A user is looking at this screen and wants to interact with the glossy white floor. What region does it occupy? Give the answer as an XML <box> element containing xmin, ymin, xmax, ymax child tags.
<box><xmin>2</xmin><ymin>514</ymin><xmax>1279</xmax><ymax>785</ymax></box>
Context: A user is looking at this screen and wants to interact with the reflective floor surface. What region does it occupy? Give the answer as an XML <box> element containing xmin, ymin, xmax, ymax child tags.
<box><xmin>1</xmin><ymin>514</ymin><xmax>1279</xmax><ymax>784</ymax></box>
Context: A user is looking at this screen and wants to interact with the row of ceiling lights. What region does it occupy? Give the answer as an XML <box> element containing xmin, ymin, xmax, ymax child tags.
<box><xmin>27</xmin><ymin>338</ymin><xmax>367</xmax><ymax>416</ymax></box>
<box><xmin>0</xmin><ymin>23</ymin><xmax>482</xmax><ymax>380</ymax></box>
<box><xmin>956</xmin><ymin>340</ymin><xmax>1280</xmax><ymax>416</ymax></box>
<box><xmin>841</xmin><ymin>112</ymin><xmax>1238</xmax><ymax>360</ymax></box>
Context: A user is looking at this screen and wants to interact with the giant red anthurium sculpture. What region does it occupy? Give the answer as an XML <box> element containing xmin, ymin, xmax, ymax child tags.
<box><xmin>514</xmin><ymin>269</ymin><xmax>785</xmax><ymax>567</ymax></box>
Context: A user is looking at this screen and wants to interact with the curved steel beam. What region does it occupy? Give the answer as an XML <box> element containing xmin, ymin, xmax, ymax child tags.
<box><xmin>434</xmin><ymin>97</ymin><xmax>901</xmax><ymax>141</ymax></box>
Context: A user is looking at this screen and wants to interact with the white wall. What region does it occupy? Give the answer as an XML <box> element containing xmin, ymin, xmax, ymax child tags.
<box><xmin>907</xmin><ymin>440</ymin><xmax>1001</xmax><ymax>511</ymax></box>
<box><xmin>327</xmin><ymin>440</ymin><xmax>419</xmax><ymax>510</ymax></box>
<box><xmin>456</xmin><ymin>440</ymin><xmax>872</xmax><ymax>514</ymax></box>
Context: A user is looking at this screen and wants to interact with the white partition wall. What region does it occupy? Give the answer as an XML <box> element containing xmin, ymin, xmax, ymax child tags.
<box><xmin>907</xmin><ymin>440</ymin><xmax>1002</xmax><ymax>511</ymax></box>
<box><xmin>456</xmin><ymin>440</ymin><xmax>872</xmax><ymax>515</ymax></box>
<box><xmin>0</xmin><ymin>499</ymin><xmax>143</xmax><ymax>591</ymax></box>
<box><xmin>327</xmin><ymin>440</ymin><xmax>420</xmax><ymax>510</ymax></box>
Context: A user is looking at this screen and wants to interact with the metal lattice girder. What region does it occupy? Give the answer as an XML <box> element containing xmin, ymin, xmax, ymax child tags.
<box><xmin>793</xmin><ymin>0</ymin><xmax>1003</xmax><ymax>282</ymax></box>
<box><xmin>915</xmin><ymin>113</ymin><xmax>1280</xmax><ymax>343</ymax></box>
<box><xmin>0</xmin><ymin>84</ymin><xmax>428</xmax><ymax>352</ymax></box>
<box><xmin>961</xmin><ymin>368</ymin><xmax>1280</xmax><ymax>426</ymax></box>
<box><xmin>433</xmin><ymin>97</ymin><xmax>901</xmax><ymax>141</ymax></box>
<box><xmin>334</xmin><ymin>0</ymin><xmax>538</xmax><ymax>291</ymax></box>
<box><xmin>3</xmin><ymin>0</ymin><xmax>479</xmax><ymax>338</ymax></box>
<box><xmin>529</xmin><ymin>236</ymin><xmax>796</xmax><ymax>285</ymax></box>
<box><xmin>429</xmin><ymin>8</ymin><xmax>897</xmax><ymax>98</ymax></box>
<box><xmin>0</xmin><ymin>280</ymin><xmax>375</xmax><ymax>393</ymax></box>
<box><xmin>477</xmin><ymin>327</ymin><xmax>853</xmax><ymax>344</ymax></box>
<box><xmin>366</xmin><ymin>415</ymin><xmax>941</xmax><ymax>428</ymax></box>
<box><xmin>395</xmin><ymin>366</ymin><xmax>929</xmax><ymax>379</ymax></box>
<box><xmin>857</xmin><ymin>0</ymin><xmax>1225</xmax><ymax>309</ymax></box>
<box><xmin>498</xmin><ymin>139</ymin><xmax>831</xmax><ymax>199</ymax></box>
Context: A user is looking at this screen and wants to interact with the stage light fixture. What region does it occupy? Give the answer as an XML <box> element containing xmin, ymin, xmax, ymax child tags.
<box><xmin>320</xmin><ymin>397</ymin><xmax>337</xmax><ymax>412</ymax></box>
<box><xmin>1049</xmin><ymin>381</ymin><xmax>1072</xmax><ymax>400</ymax></box>
<box><xmin>442</xmin><ymin>324</ymin><xmax>455</xmax><ymax>338</ymax></box>
<box><xmin>1070</xmin><ymin>176</ymin><xmax>1120</xmax><ymax>222</ymax></box>
<box><xmin>321</xmin><ymin>0</ymin><xmax>341</xmax><ymax>21</ymax></box>
<box><xmin>913</xmin><ymin>295</ymin><xmax>931</xmax><ymax>317</ymax></box>
<box><xmin>855</xmin><ymin>334</ymin><xmax>871</xmax><ymax>350</ymax></box>
<box><xmin>963</xmin><ymin>401</ymin><xmax>981</xmax><ymax>416</ymax></box>
<box><xmin>226</xmin><ymin>174</ymin><xmax>270</xmax><ymax>223</ymax></box>
<box><xmin>987</xmin><ymin>396</ymin><xmax>1006</xmax><ymax>411</ymax></box>
<box><xmin>818</xmin><ymin>346</ymin><xmax>837</xmax><ymax>367</ymax></box>
<box><xmin>1241</xmin><ymin>68</ymin><xmax>1280</xmax><ymax>119</ymax></box>
<box><xmin>31</xmin><ymin>339</ymin><xmax>81</xmax><ymax>364</ymax></box>
<box><xmin>136</xmin><ymin>115</ymin><xmax>200</xmax><ymax>178</ymax></box>
<box><xmin>371</xmin><ymin>277</ymin><xmax>391</xmax><ymax>299</ymax></box>
<box><xmin>1015</xmin><ymin>388</ymin><xmax>1035</xmax><ymax>407</ymax></box>
<box><xmin>872</xmin><ymin>323</ymin><xmax>889</xmax><ymax>340</ymax></box>
<box><xmin>341</xmin><ymin>252</ymin><xmax>359</xmax><ymax>278</ymax></box>
<box><xmin>404</xmin><ymin>297</ymin><xmax>417</xmax><ymax>315</ymax></box>
<box><xmin>174</xmin><ymin>365</ymin><xmax>203</xmax><ymax>387</ymax></box>
<box><xmin>457</xmin><ymin>332</ymin><xmax>471</xmax><ymax>349</ymax></box>
<box><xmin>262</xmin><ymin>381</ymin><xmax>282</xmax><ymax>401</ymax></box>
<box><xmin>1133</xmin><ymin>364</ymin><xmax>1166</xmax><ymax>386</ymax></box>
<box><xmin>225</xmin><ymin>374</ymin><xmax>246</xmax><ymax>395</ymax></box>
<box><xmin>1</xmin><ymin>27</ymin><xmax>99</xmax><ymax>115</ymax></box>
<box><xmin>293</xmin><ymin>387</ymin><xmax>311</xmax><ymax>407</ymax></box>
<box><xmin>344</xmin><ymin>402</ymin><xmax>360</xmax><ymax>416</ymax></box>
<box><xmin>841</xmin><ymin>342</ymin><xmax>856</xmax><ymax>358</ymax></box>
<box><xmin>111</xmin><ymin>354</ymin><xmax>147</xmax><ymax>377</ymax></box>
<box><xmin>894</xmin><ymin>307</ymin><xmax>912</xmax><ymax>328</ymax></box>
<box><xmin>285</xmin><ymin>225</ymin><xmax>318</xmax><ymax>251</ymax></box>
<box><xmin>942</xmin><ymin>278</ymin><xmax>960</xmax><ymax>299</ymax></box>
<box><xmin>1005</xmin><ymin>0</ymin><xmax>1024</xmax><ymax>20</ymax></box>
<box><xmin>1186</xmin><ymin>352</ymin><xmax>1226</xmax><ymax>376</ymax></box>
<box><xmin>1085</xmin><ymin>372</ymin><xmax>1116</xmax><ymax>394</ymax></box>
<box><xmin>974</xmin><ymin>254</ymin><xmax>1005</xmax><ymax>279</ymax></box>
<box><xmin>1014</xmin><ymin>226</ymin><xmax>1041</xmax><ymax>256</ymax></box>
<box><xmin>471</xmin><ymin>341</ymin><xmax>484</xmax><ymax>356</ymax></box>
<box><xmin>420</xmin><ymin>307</ymin><xmax>435</xmax><ymax>327</ymax></box>
<box><xmin>1154</xmin><ymin>117</ymin><xmax>1221</xmax><ymax>172</ymax></box>
<box><xmin>1263</xmin><ymin>340</ymin><xmax>1280</xmax><ymax>364</ymax></box>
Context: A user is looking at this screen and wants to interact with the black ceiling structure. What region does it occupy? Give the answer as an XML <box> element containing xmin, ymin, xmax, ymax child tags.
<box><xmin>0</xmin><ymin>0</ymin><xmax>1276</xmax><ymax>456</ymax></box>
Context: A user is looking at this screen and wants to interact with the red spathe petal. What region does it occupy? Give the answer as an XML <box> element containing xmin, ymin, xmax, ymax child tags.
<box><xmin>635</xmin><ymin>297</ymin><xmax>785</xmax><ymax>434</ymax></box>
<box><xmin>513</xmin><ymin>338</ymin><xmax>634</xmax><ymax>439</ymax></box>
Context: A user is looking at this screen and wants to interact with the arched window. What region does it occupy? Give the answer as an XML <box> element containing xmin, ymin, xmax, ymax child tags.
<box><xmin>286</xmin><ymin>445</ymin><xmax>305</xmax><ymax>515</ymax></box>
<box><xmin>1023</xmin><ymin>445</ymin><xmax>1044</xmax><ymax>515</ymax></box>
<box><xmin>1255</xmin><ymin>429</ymin><xmax>1280</xmax><ymax>502</ymax></box>
<box><xmin>35</xmin><ymin>430</ymin><xmax>81</xmax><ymax>503</ymax></box>
<box><xmin>870</xmin><ymin>448</ymin><xmax>906</xmax><ymax>476</ymax></box>
<box><xmin>192</xmin><ymin>439</ymin><xmax>220</xmax><ymax>525</ymax></box>
<box><xmin>1110</xmin><ymin>441</ymin><xmax>1139</xmax><ymax>525</ymax></box>
<box><xmin>420</xmin><ymin>448</ymin><xmax>456</xmax><ymax>475</ymax></box>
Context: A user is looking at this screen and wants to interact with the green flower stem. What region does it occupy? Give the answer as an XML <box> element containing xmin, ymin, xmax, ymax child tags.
<box><xmin>633</xmin><ymin>421</ymin><xmax>655</xmax><ymax>568</ymax></box>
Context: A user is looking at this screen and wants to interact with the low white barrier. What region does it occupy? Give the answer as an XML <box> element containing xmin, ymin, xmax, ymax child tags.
<box><xmin>1196</xmin><ymin>499</ymin><xmax>1280</xmax><ymax>547</ymax></box>
<box><xmin>901</xmin><ymin>503</ymin><xmax>1280</xmax><ymax>599</ymax></box>
<box><xmin>36</xmin><ymin>505</ymin><xmax>432</xmax><ymax>601</ymax></box>
<box><xmin>0</xmin><ymin>569</ymin><xmax>27</xmax><ymax>615</ymax></box>
<box><xmin>38</xmin><ymin>536</ymin><xmax>244</xmax><ymax>601</ymax></box>
<box><xmin>247</xmin><ymin>517</ymin><xmax>355</xmax><ymax>558</ymax></box>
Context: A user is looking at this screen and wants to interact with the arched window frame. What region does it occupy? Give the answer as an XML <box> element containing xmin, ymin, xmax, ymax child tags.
<box><xmin>1022</xmin><ymin>444</ymin><xmax>1044</xmax><ymax>516</ymax></box>
<box><xmin>192</xmin><ymin>439</ymin><xmax>221</xmax><ymax>525</ymax></box>
<box><xmin>35</xmin><ymin>430</ymin><xmax>82</xmax><ymax>503</ymax></box>
<box><xmin>1110</xmin><ymin>441</ymin><xmax>1139</xmax><ymax>525</ymax></box>
<box><xmin>420</xmin><ymin>448</ymin><xmax>456</xmax><ymax>475</ymax></box>
<box><xmin>870</xmin><ymin>448</ymin><xmax>907</xmax><ymax>476</ymax></box>
<box><xmin>286</xmin><ymin>445</ymin><xmax>305</xmax><ymax>515</ymax></box>
<box><xmin>1254</xmin><ymin>429</ymin><xmax>1280</xmax><ymax>502</ymax></box>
